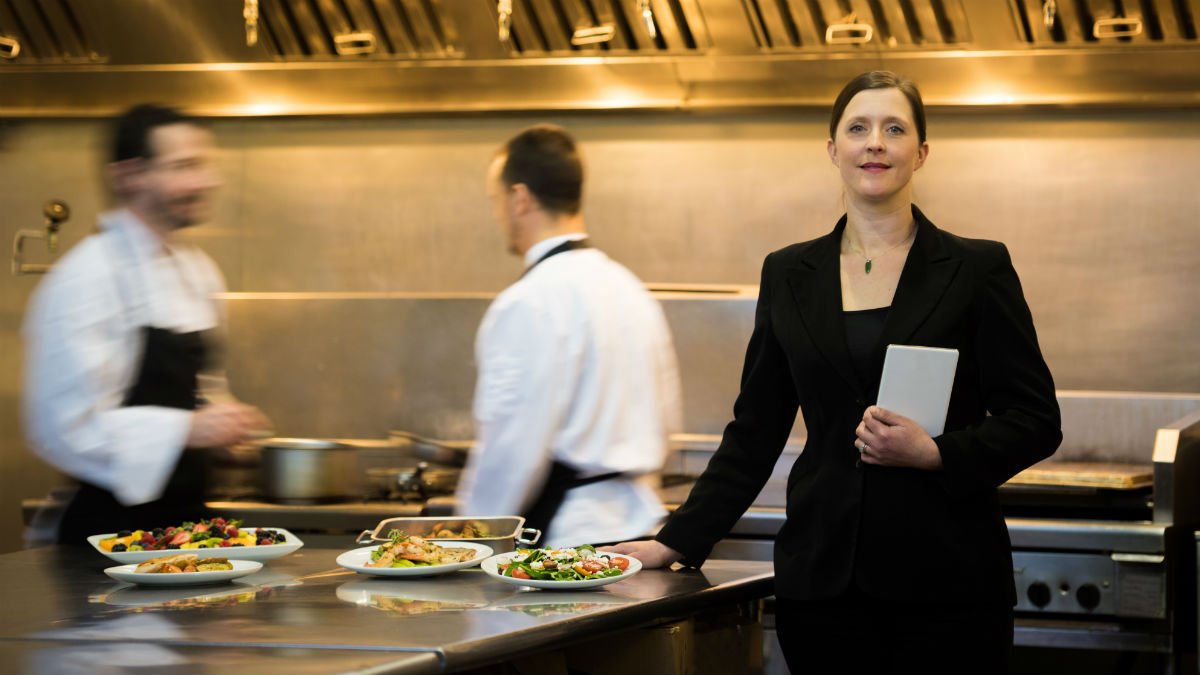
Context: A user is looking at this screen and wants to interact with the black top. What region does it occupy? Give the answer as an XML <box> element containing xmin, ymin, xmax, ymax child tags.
<box><xmin>843</xmin><ymin>306</ymin><xmax>889</xmax><ymax>391</ymax></box>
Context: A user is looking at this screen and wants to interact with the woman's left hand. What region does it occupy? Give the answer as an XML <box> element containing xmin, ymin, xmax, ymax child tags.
<box><xmin>855</xmin><ymin>406</ymin><xmax>943</xmax><ymax>470</ymax></box>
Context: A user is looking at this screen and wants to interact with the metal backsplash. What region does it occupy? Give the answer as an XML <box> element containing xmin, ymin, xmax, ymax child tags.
<box><xmin>221</xmin><ymin>290</ymin><xmax>760</xmax><ymax>440</ymax></box>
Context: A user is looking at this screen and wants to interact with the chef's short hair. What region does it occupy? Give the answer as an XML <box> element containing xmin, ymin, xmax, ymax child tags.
<box><xmin>499</xmin><ymin>124</ymin><xmax>583</xmax><ymax>216</ymax></box>
<box><xmin>111</xmin><ymin>104</ymin><xmax>194</xmax><ymax>163</ymax></box>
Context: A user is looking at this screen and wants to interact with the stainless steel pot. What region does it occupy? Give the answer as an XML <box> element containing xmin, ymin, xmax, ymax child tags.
<box><xmin>390</xmin><ymin>430</ymin><xmax>472</xmax><ymax>467</ymax></box>
<box><xmin>259</xmin><ymin>438</ymin><xmax>359</xmax><ymax>503</ymax></box>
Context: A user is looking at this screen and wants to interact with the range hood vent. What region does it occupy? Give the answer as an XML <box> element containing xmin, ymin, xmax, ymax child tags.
<box><xmin>743</xmin><ymin>0</ymin><xmax>971</xmax><ymax>50</ymax></box>
<box><xmin>501</xmin><ymin>0</ymin><xmax>709</xmax><ymax>54</ymax></box>
<box><xmin>1010</xmin><ymin>0</ymin><xmax>1198</xmax><ymax>45</ymax></box>
<box><xmin>0</xmin><ymin>0</ymin><xmax>100</xmax><ymax>62</ymax></box>
<box><xmin>2</xmin><ymin>0</ymin><xmax>1200</xmax><ymax>115</ymax></box>
<box><xmin>258</xmin><ymin>0</ymin><xmax>459</xmax><ymax>58</ymax></box>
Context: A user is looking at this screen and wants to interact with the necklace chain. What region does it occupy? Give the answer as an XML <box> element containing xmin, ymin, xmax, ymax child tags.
<box><xmin>845</xmin><ymin>226</ymin><xmax>916</xmax><ymax>275</ymax></box>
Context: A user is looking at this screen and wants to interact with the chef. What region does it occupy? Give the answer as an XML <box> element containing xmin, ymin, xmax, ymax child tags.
<box><xmin>455</xmin><ymin>124</ymin><xmax>683</xmax><ymax>547</ymax></box>
<box><xmin>22</xmin><ymin>104</ymin><xmax>269</xmax><ymax>544</ymax></box>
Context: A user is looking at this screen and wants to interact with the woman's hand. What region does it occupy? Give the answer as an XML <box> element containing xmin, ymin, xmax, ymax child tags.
<box><xmin>854</xmin><ymin>406</ymin><xmax>943</xmax><ymax>470</ymax></box>
<box><xmin>599</xmin><ymin>540</ymin><xmax>683</xmax><ymax>569</ymax></box>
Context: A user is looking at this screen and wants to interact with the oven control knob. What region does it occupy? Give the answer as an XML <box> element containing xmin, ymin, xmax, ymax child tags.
<box><xmin>1027</xmin><ymin>582</ymin><xmax>1052</xmax><ymax>608</ymax></box>
<box><xmin>1076</xmin><ymin>583</ymin><xmax>1102</xmax><ymax>611</ymax></box>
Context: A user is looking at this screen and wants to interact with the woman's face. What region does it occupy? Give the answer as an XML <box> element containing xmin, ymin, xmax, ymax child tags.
<box><xmin>827</xmin><ymin>87</ymin><xmax>928</xmax><ymax>205</ymax></box>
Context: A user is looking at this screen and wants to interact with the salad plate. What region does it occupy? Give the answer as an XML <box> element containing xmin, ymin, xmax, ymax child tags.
<box><xmin>336</xmin><ymin>542</ymin><xmax>492</xmax><ymax>577</ymax></box>
<box><xmin>104</xmin><ymin>559</ymin><xmax>263</xmax><ymax>586</ymax></box>
<box><xmin>481</xmin><ymin>548</ymin><xmax>641</xmax><ymax>590</ymax></box>
<box><xmin>88</xmin><ymin>527</ymin><xmax>303</xmax><ymax>564</ymax></box>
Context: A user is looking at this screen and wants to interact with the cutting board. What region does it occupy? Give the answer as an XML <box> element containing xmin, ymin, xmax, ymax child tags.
<box><xmin>1006</xmin><ymin>461</ymin><xmax>1153</xmax><ymax>490</ymax></box>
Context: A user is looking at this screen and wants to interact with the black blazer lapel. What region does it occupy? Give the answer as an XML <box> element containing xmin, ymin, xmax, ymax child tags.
<box><xmin>784</xmin><ymin>217</ymin><xmax>863</xmax><ymax>398</ymax></box>
<box><xmin>876</xmin><ymin>206</ymin><xmax>962</xmax><ymax>360</ymax></box>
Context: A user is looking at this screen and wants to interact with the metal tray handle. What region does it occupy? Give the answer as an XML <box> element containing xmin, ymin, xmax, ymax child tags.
<box><xmin>825</xmin><ymin>23</ymin><xmax>873</xmax><ymax>45</ymax></box>
<box><xmin>1093</xmin><ymin>17</ymin><xmax>1142</xmax><ymax>39</ymax></box>
<box><xmin>516</xmin><ymin>527</ymin><xmax>542</xmax><ymax>546</ymax></box>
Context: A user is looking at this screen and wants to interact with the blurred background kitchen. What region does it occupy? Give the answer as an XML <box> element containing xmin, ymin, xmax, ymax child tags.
<box><xmin>1</xmin><ymin>0</ymin><xmax>1200</xmax><ymax>670</ymax></box>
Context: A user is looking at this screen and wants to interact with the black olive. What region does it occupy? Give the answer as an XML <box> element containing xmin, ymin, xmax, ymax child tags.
<box><xmin>111</xmin><ymin>544</ymin><xmax>127</xmax><ymax>552</ymax></box>
<box><xmin>152</xmin><ymin>529</ymin><xmax>164</xmax><ymax>537</ymax></box>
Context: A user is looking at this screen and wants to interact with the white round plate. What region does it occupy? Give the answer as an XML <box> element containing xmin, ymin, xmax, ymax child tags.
<box><xmin>481</xmin><ymin>551</ymin><xmax>640</xmax><ymax>590</ymax></box>
<box><xmin>87</xmin><ymin>528</ymin><xmax>304</xmax><ymax>564</ymax></box>
<box><xmin>336</xmin><ymin>542</ymin><xmax>492</xmax><ymax>577</ymax></box>
<box><xmin>104</xmin><ymin>559</ymin><xmax>263</xmax><ymax>586</ymax></box>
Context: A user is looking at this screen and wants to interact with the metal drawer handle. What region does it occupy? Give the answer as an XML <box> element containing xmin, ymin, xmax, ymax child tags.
<box><xmin>1093</xmin><ymin>18</ymin><xmax>1142</xmax><ymax>39</ymax></box>
<box><xmin>516</xmin><ymin>528</ymin><xmax>542</xmax><ymax>546</ymax></box>
<box><xmin>826</xmin><ymin>23</ymin><xmax>873</xmax><ymax>45</ymax></box>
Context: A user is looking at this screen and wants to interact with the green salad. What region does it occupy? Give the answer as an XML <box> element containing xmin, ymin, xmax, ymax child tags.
<box><xmin>498</xmin><ymin>545</ymin><xmax>629</xmax><ymax>581</ymax></box>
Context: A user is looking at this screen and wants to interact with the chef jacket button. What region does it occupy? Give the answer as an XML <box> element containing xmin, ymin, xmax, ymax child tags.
<box><xmin>855</xmin><ymin>458</ymin><xmax>863</xmax><ymax>469</ymax></box>
<box><xmin>855</xmin><ymin>398</ymin><xmax>865</xmax><ymax>407</ymax></box>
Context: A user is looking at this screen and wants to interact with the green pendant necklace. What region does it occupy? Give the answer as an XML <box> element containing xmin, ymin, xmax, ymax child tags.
<box><xmin>847</xmin><ymin>227</ymin><xmax>916</xmax><ymax>275</ymax></box>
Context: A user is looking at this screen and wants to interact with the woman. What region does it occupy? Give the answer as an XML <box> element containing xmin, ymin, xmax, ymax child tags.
<box><xmin>606</xmin><ymin>71</ymin><xmax>1062</xmax><ymax>673</ymax></box>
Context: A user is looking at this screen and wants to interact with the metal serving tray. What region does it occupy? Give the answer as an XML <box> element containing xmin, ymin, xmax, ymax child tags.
<box><xmin>357</xmin><ymin>515</ymin><xmax>540</xmax><ymax>553</ymax></box>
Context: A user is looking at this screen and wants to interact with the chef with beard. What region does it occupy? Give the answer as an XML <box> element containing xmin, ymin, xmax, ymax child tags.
<box><xmin>23</xmin><ymin>104</ymin><xmax>269</xmax><ymax>544</ymax></box>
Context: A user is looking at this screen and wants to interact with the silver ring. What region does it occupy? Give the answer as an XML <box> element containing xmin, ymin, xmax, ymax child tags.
<box><xmin>859</xmin><ymin>443</ymin><xmax>869</xmax><ymax>454</ymax></box>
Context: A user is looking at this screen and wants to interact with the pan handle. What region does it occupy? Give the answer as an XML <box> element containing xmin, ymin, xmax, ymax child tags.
<box><xmin>355</xmin><ymin>530</ymin><xmax>378</xmax><ymax>545</ymax></box>
<box><xmin>516</xmin><ymin>528</ymin><xmax>542</xmax><ymax>546</ymax></box>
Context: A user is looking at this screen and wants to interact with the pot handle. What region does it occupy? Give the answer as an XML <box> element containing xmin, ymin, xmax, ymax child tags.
<box><xmin>516</xmin><ymin>527</ymin><xmax>542</xmax><ymax>546</ymax></box>
<box><xmin>355</xmin><ymin>530</ymin><xmax>378</xmax><ymax>545</ymax></box>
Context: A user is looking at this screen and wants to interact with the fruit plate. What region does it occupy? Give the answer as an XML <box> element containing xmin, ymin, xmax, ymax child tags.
<box><xmin>104</xmin><ymin>560</ymin><xmax>263</xmax><ymax>586</ymax></box>
<box><xmin>87</xmin><ymin>528</ymin><xmax>303</xmax><ymax>564</ymax></box>
<box><xmin>481</xmin><ymin>552</ymin><xmax>640</xmax><ymax>590</ymax></box>
<box><xmin>336</xmin><ymin>543</ymin><xmax>492</xmax><ymax>577</ymax></box>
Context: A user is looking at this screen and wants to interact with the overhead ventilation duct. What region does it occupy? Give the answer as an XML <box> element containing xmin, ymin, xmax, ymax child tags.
<box><xmin>497</xmin><ymin>0</ymin><xmax>708</xmax><ymax>54</ymax></box>
<box><xmin>0</xmin><ymin>0</ymin><xmax>100</xmax><ymax>62</ymax></box>
<box><xmin>1009</xmin><ymin>0</ymin><xmax>1198</xmax><ymax>44</ymax></box>
<box><xmin>1</xmin><ymin>0</ymin><xmax>1199</xmax><ymax>114</ymax></box>
<box><xmin>257</xmin><ymin>0</ymin><xmax>458</xmax><ymax>58</ymax></box>
<box><xmin>742</xmin><ymin>0</ymin><xmax>971</xmax><ymax>50</ymax></box>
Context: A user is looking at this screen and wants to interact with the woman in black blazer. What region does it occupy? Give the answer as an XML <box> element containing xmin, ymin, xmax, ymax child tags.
<box><xmin>607</xmin><ymin>72</ymin><xmax>1062</xmax><ymax>673</ymax></box>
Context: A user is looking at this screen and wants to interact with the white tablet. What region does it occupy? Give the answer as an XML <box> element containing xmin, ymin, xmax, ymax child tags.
<box><xmin>876</xmin><ymin>344</ymin><xmax>959</xmax><ymax>437</ymax></box>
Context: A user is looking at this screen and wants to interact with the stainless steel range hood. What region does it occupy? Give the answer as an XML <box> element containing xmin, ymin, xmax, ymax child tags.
<box><xmin>0</xmin><ymin>0</ymin><xmax>1197</xmax><ymax>116</ymax></box>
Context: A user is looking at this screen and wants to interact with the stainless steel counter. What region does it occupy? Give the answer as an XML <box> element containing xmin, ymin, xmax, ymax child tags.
<box><xmin>0</xmin><ymin>535</ymin><xmax>773</xmax><ymax>675</ymax></box>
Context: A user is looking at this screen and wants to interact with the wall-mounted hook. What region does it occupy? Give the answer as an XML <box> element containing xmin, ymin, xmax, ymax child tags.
<box><xmin>12</xmin><ymin>200</ymin><xmax>71</xmax><ymax>276</ymax></box>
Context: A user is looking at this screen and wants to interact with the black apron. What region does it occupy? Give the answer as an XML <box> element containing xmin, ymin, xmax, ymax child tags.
<box><xmin>515</xmin><ymin>237</ymin><xmax>626</xmax><ymax>541</ymax></box>
<box><xmin>56</xmin><ymin>325</ymin><xmax>214</xmax><ymax>544</ymax></box>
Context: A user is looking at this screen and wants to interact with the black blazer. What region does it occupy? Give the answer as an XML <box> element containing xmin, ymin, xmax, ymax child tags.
<box><xmin>657</xmin><ymin>206</ymin><xmax>1062</xmax><ymax>606</ymax></box>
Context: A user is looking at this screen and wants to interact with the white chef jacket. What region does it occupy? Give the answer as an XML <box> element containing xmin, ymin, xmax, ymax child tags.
<box><xmin>456</xmin><ymin>235</ymin><xmax>683</xmax><ymax>547</ymax></box>
<box><xmin>22</xmin><ymin>209</ymin><xmax>226</xmax><ymax>506</ymax></box>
